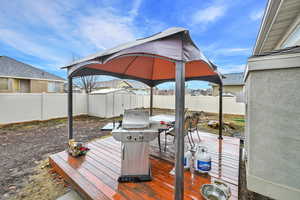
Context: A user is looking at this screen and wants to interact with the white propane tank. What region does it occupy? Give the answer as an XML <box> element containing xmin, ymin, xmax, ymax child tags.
<box><xmin>194</xmin><ymin>146</ymin><xmax>211</xmax><ymax>173</ymax></box>
<box><xmin>184</xmin><ymin>145</ymin><xmax>192</xmax><ymax>169</ymax></box>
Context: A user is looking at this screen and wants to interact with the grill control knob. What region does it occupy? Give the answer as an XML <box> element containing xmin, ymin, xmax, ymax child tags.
<box><xmin>126</xmin><ymin>135</ymin><xmax>132</xmax><ymax>140</ymax></box>
<box><xmin>138</xmin><ymin>135</ymin><xmax>144</xmax><ymax>140</ymax></box>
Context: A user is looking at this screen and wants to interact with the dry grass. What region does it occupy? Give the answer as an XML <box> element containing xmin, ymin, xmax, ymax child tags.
<box><xmin>2</xmin><ymin>109</ymin><xmax>248</xmax><ymax>200</ymax></box>
<box><xmin>9</xmin><ymin>160</ymin><xmax>68</xmax><ymax>200</ymax></box>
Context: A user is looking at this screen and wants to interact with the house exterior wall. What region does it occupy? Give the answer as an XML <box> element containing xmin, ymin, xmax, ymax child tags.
<box><xmin>0</xmin><ymin>77</ymin><xmax>64</xmax><ymax>93</ymax></box>
<box><xmin>118</xmin><ymin>81</ymin><xmax>131</xmax><ymax>88</ymax></box>
<box><xmin>245</xmin><ymin>67</ymin><xmax>300</xmax><ymax>200</ymax></box>
<box><xmin>31</xmin><ymin>80</ymin><xmax>64</xmax><ymax>93</ymax></box>
<box><xmin>30</xmin><ymin>80</ymin><xmax>47</xmax><ymax>93</ymax></box>
<box><xmin>212</xmin><ymin>85</ymin><xmax>243</xmax><ymax>96</ymax></box>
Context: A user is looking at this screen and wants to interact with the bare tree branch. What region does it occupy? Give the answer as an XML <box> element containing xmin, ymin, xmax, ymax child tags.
<box><xmin>77</xmin><ymin>75</ymin><xmax>98</xmax><ymax>93</ymax></box>
<box><xmin>70</xmin><ymin>55</ymin><xmax>98</xmax><ymax>93</ymax></box>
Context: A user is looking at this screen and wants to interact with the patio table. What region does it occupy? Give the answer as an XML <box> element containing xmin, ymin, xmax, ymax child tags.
<box><xmin>150</xmin><ymin>114</ymin><xmax>175</xmax><ymax>124</ymax></box>
<box><xmin>150</xmin><ymin>114</ymin><xmax>175</xmax><ymax>151</ymax></box>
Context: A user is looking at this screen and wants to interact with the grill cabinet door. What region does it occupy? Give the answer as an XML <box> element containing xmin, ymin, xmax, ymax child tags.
<box><xmin>121</xmin><ymin>142</ymin><xmax>149</xmax><ymax>176</ymax></box>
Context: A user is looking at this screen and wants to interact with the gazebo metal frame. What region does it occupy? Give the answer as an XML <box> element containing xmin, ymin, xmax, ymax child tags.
<box><xmin>64</xmin><ymin>27</ymin><xmax>223</xmax><ymax>200</ymax></box>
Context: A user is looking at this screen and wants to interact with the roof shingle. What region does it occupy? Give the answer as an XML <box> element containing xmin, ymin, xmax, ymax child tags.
<box><xmin>0</xmin><ymin>56</ymin><xmax>65</xmax><ymax>81</ymax></box>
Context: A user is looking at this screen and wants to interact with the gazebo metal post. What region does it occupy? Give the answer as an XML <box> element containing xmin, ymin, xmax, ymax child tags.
<box><xmin>174</xmin><ymin>61</ymin><xmax>185</xmax><ymax>200</ymax></box>
<box><xmin>218</xmin><ymin>84</ymin><xmax>223</xmax><ymax>140</ymax></box>
<box><xmin>68</xmin><ymin>76</ymin><xmax>73</xmax><ymax>140</ymax></box>
<box><xmin>150</xmin><ymin>86</ymin><xmax>153</xmax><ymax>116</ymax></box>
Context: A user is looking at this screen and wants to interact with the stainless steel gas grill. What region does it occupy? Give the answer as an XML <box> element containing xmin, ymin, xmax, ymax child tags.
<box><xmin>112</xmin><ymin>109</ymin><xmax>158</xmax><ymax>182</ymax></box>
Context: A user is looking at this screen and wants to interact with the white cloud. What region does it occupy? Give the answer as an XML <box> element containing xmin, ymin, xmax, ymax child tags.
<box><xmin>250</xmin><ymin>9</ymin><xmax>264</xmax><ymax>21</ymax></box>
<box><xmin>0</xmin><ymin>29</ymin><xmax>66</xmax><ymax>67</ymax></box>
<box><xmin>79</xmin><ymin>12</ymin><xmax>136</xmax><ymax>49</ymax></box>
<box><xmin>217</xmin><ymin>48</ymin><xmax>251</xmax><ymax>55</ymax></box>
<box><xmin>129</xmin><ymin>0</ymin><xmax>143</xmax><ymax>19</ymax></box>
<box><xmin>0</xmin><ymin>0</ymin><xmax>145</xmax><ymax>69</ymax></box>
<box><xmin>203</xmin><ymin>43</ymin><xmax>251</xmax><ymax>62</ymax></box>
<box><xmin>192</xmin><ymin>5</ymin><xmax>226</xmax><ymax>24</ymax></box>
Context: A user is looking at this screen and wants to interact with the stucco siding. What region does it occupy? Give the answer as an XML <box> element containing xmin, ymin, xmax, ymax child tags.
<box><xmin>245</xmin><ymin>67</ymin><xmax>300</xmax><ymax>199</ymax></box>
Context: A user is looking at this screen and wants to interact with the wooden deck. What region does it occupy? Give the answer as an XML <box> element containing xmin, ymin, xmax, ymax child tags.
<box><xmin>50</xmin><ymin>132</ymin><xmax>240</xmax><ymax>200</ymax></box>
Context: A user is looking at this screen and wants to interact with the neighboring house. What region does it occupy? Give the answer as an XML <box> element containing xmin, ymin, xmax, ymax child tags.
<box><xmin>190</xmin><ymin>88</ymin><xmax>212</xmax><ymax>96</ymax></box>
<box><xmin>0</xmin><ymin>56</ymin><xmax>65</xmax><ymax>93</ymax></box>
<box><xmin>156</xmin><ymin>89</ymin><xmax>174</xmax><ymax>95</ymax></box>
<box><xmin>94</xmin><ymin>79</ymin><xmax>151</xmax><ymax>94</ymax></box>
<box><xmin>63</xmin><ymin>83</ymin><xmax>83</xmax><ymax>93</ymax></box>
<box><xmin>211</xmin><ymin>72</ymin><xmax>244</xmax><ymax>96</ymax></box>
<box><xmin>245</xmin><ymin>0</ymin><xmax>300</xmax><ymax>199</ymax></box>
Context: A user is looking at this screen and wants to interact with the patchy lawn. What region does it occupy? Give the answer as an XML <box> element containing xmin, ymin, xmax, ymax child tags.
<box><xmin>8</xmin><ymin>160</ymin><xmax>68</xmax><ymax>200</ymax></box>
<box><xmin>197</xmin><ymin>112</ymin><xmax>245</xmax><ymax>137</ymax></box>
<box><xmin>1</xmin><ymin>109</ymin><xmax>271</xmax><ymax>200</ymax></box>
<box><xmin>0</xmin><ymin>115</ymin><xmax>111</xmax><ymax>200</ymax></box>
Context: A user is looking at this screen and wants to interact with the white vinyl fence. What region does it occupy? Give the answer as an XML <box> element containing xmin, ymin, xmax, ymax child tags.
<box><xmin>0</xmin><ymin>93</ymin><xmax>87</xmax><ymax>124</ymax></box>
<box><xmin>88</xmin><ymin>93</ymin><xmax>148</xmax><ymax>118</ymax></box>
<box><xmin>153</xmin><ymin>95</ymin><xmax>245</xmax><ymax>115</ymax></box>
<box><xmin>0</xmin><ymin>93</ymin><xmax>244</xmax><ymax>124</ymax></box>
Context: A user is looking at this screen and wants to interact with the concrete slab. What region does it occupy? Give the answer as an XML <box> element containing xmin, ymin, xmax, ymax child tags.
<box><xmin>56</xmin><ymin>190</ymin><xmax>82</xmax><ymax>200</ymax></box>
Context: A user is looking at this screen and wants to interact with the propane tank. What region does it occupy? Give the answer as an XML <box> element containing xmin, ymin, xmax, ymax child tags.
<box><xmin>184</xmin><ymin>145</ymin><xmax>192</xmax><ymax>169</ymax></box>
<box><xmin>194</xmin><ymin>146</ymin><xmax>211</xmax><ymax>173</ymax></box>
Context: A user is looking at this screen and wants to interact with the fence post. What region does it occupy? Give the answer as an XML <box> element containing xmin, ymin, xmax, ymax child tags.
<box><xmin>41</xmin><ymin>92</ymin><xmax>46</xmax><ymax>120</ymax></box>
<box><xmin>86</xmin><ymin>94</ymin><xmax>89</xmax><ymax>115</ymax></box>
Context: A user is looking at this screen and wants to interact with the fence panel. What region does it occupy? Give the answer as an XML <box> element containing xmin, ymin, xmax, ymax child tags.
<box><xmin>0</xmin><ymin>93</ymin><xmax>88</xmax><ymax>124</ymax></box>
<box><xmin>0</xmin><ymin>93</ymin><xmax>42</xmax><ymax>124</ymax></box>
<box><xmin>0</xmin><ymin>93</ymin><xmax>244</xmax><ymax>125</ymax></box>
<box><xmin>88</xmin><ymin>94</ymin><xmax>106</xmax><ymax>118</ymax></box>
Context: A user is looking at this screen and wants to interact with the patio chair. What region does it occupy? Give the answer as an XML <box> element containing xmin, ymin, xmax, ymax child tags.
<box><xmin>190</xmin><ymin>112</ymin><xmax>202</xmax><ymax>142</ymax></box>
<box><xmin>164</xmin><ymin>110</ymin><xmax>195</xmax><ymax>151</ymax></box>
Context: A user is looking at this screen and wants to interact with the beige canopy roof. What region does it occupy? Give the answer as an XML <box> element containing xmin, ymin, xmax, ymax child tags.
<box><xmin>64</xmin><ymin>27</ymin><xmax>222</xmax><ymax>86</ymax></box>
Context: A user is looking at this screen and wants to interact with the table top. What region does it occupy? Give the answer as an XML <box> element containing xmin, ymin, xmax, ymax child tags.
<box><xmin>101</xmin><ymin>122</ymin><xmax>121</xmax><ymax>131</ymax></box>
<box><xmin>150</xmin><ymin>114</ymin><xmax>175</xmax><ymax>123</ymax></box>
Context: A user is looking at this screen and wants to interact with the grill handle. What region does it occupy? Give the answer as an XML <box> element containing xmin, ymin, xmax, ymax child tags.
<box><xmin>122</xmin><ymin>144</ymin><xmax>125</xmax><ymax>160</ymax></box>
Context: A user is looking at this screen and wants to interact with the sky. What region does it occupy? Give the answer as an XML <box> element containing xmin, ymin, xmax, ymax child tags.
<box><xmin>0</xmin><ymin>0</ymin><xmax>267</xmax><ymax>89</ymax></box>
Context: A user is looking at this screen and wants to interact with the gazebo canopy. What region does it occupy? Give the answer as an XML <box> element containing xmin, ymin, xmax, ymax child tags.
<box><xmin>63</xmin><ymin>27</ymin><xmax>222</xmax><ymax>86</ymax></box>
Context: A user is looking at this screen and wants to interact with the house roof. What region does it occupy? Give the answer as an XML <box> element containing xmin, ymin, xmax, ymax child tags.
<box><xmin>253</xmin><ymin>0</ymin><xmax>300</xmax><ymax>55</ymax></box>
<box><xmin>251</xmin><ymin>45</ymin><xmax>300</xmax><ymax>58</ymax></box>
<box><xmin>221</xmin><ymin>73</ymin><xmax>244</xmax><ymax>86</ymax></box>
<box><xmin>95</xmin><ymin>79</ymin><xmax>149</xmax><ymax>89</ymax></box>
<box><xmin>245</xmin><ymin>45</ymin><xmax>300</xmax><ymax>81</ymax></box>
<box><xmin>0</xmin><ymin>56</ymin><xmax>65</xmax><ymax>81</ymax></box>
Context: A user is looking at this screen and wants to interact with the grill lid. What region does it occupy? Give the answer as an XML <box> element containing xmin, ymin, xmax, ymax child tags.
<box><xmin>122</xmin><ymin>109</ymin><xmax>150</xmax><ymax>129</ymax></box>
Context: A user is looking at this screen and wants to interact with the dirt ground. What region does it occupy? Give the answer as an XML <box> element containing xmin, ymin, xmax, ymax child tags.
<box><xmin>0</xmin><ymin>109</ymin><xmax>270</xmax><ymax>200</ymax></box>
<box><xmin>0</xmin><ymin>115</ymin><xmax>111</xmax><ymax>200</ymax></box>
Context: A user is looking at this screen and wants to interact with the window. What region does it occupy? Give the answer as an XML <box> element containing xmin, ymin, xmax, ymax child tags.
<box><xmin>0</xmin><ymin>78</ymin><xmax>9</xmax><ymax>90</ymax></box>
<box><xmin>13</xmin><ymin>79</ymin><xmax>20</xmax><ymax>92</ymax></box>
<box><xmin>48</xmin><ymin>81</ymin><xmax>61</xmax><ymax>92</ymax></box>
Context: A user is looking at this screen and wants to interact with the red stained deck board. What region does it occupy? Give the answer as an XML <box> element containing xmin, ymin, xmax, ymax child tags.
<box><xmin>49</xmin><ymin>132</ymin><xmax>240</xmax><ymax>200</ymax></box>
